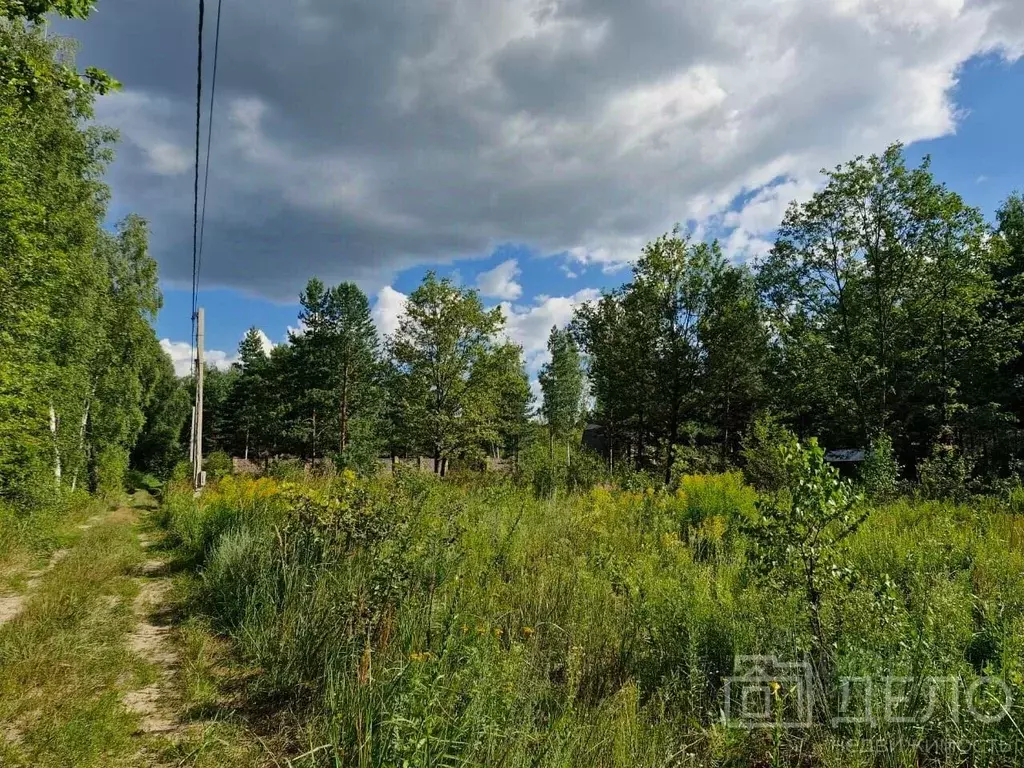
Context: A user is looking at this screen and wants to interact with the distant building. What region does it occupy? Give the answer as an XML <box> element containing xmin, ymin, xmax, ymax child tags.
<box><xmin>824</xmin><ymin>448</ymin><xmax>865</xmax><ymax>477</ymax></box>
<box><xmin>824</xmin><ymin>449</ymin><xmax>866</xmax><ymax>464</ymax></box>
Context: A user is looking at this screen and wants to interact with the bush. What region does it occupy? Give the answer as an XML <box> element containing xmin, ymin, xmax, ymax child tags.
<box><xmin>565</xmin><ymin>449</ymin><xmax>607</xmax><ymax>493</ymax></box>
<box><xmin>204</xmin><ymin>450</ymin><xmax>233</xmax><ymax>480</ymax></box>
<box><xmin>740</xmin><ymin>413</ymin><xmax>798</xmax><ymax>492</ymax></box>
<box><xmin>744</xmin><ymin>438</ymin><xmax>865</xmax><ymax>690</ymax></box>
<box><xmin>170</xmin><ymin>460</ymin><xmax>192</xmax><ymax>483</ymax></box>
<box><xmin>859</xmin><ymin>432</ymin><xmax>899</xmax><ymax>500</ymax></box>
<box><xmin>93</xmin><ymin>445</ymin><xmax>129</xmax><ymax>498</ymax></box>
<box><xmin>918</xmin><ymin>432</ymin><xmax>973</xmax><ymax>501</ymax></box>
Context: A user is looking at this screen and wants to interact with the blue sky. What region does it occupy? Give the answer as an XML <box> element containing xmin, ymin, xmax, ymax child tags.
<box><xmin>155</xmin><ymin>51</ymin><xmax>1024</xmax><ymax>372</ymax></box>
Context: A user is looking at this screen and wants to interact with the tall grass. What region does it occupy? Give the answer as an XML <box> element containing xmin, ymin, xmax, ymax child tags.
<box><xmin>165</xmin><ymin>472</ymin><xmax>1024</xmax><ymax>767</ymax></box>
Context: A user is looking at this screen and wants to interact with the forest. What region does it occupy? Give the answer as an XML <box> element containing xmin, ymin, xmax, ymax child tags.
<box><xmin>6</xmin><ymin>4</ymin><xmax>1024</xmax><ymax>767</ymax></box>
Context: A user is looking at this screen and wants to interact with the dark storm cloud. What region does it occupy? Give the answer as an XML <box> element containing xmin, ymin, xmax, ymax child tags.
<box><xmin>56</xmin><ymin>0</ymin><xmax>1024</xmax><ymax>299</ymax></box>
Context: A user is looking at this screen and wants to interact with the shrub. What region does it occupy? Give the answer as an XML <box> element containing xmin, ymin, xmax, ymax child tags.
<box><xmin>744</xmin><ymin>438</ymin><xmax>865</xmax><ymax>689</ymax></box>
<box><xmin>918</xmin><ymin>432</ymin><xmax>973</xmax><ymax>501</ymax></box>
<box><xmin>565</xmin><ymin>449</ymin><xmax>607</xmax><ymax>493</ymax></box>
<box><xmin>677</xmin><ymin>472</ymin><xmax>757</xmax><ymax>528</ymax></box>
<box><xmin>93</xmin><ymin>445</ymin><xmax>129</xmax><ymax>498</ymax></box>
<box><xmin>204</xmin><ymin>450</ymin><xmax>233</xmax><ymax>480</ymax></box>
<box><xmin>170</xmin><ymin>459</ymin><xmax>192</xmax><ymax>483</ymax></box>
<box><xmin>859</xmin><ymin>432</ymin><xmax>899</xmax><ymax>500</ymax></box>
<box><xmin>740</xmin><ymin>413</ymin><xmax>798</xmax><ymax>492</ymax></box>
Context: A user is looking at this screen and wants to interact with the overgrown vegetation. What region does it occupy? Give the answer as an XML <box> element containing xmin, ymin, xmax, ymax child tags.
<box><xmin>162</xmin><ymin>457</ymin><xmax>1024</xmax><ymax>767</ymax></box>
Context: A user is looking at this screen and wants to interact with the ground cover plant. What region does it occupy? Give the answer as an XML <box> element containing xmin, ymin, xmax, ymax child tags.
<box><xmin>163</xmin><ymin>448</ymin><xmax>1024</xmax><ymax>767</ymax></box>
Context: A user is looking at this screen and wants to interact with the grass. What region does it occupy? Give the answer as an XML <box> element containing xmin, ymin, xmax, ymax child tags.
<box><xmin>158</xmin><ymin>469</ymin><xmax>1024</xmax><ymax>766</ymax></box>
<box><xmin>0</xmin><ymin>505</ymin><xmax>148</xmax><ymax>766</ymax></box>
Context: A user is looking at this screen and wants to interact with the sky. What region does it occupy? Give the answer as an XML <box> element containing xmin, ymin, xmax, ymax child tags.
<box><xmin>55</xmin><ymin>0</ymin><xmax>1024</xmax><ymax>384</ymax></box>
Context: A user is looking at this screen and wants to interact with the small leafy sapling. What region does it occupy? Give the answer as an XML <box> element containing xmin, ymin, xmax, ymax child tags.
<box><xmin>859</xmin><ymin>432</ymin><xmax>900</xmax><ymax>501</ymax></box>
<box><xmin>745</xmin><ymin>439</ymin><xmax>866</xmax><ymax>703</ymax></box>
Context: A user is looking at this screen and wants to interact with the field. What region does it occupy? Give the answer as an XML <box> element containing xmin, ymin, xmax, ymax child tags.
<box><xmin>158</xmin><ymin>463</ymin><xmax>1024</xmax><ymax>767</ymax></box>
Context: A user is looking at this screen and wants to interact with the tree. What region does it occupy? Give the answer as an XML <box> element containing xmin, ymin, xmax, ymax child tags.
<box><xmin>539</xmin><ymin>327</ymin><xmax>584</xmax><ymax>463</ymax></box>
<box><xmin>0</xmin><ymin>23</ymin><xmax>118</xmax><ymax>504</ymax></box>
<box><xmin>290</xmin><ymin>279</ymin><xmax>381</xmax><ymax>469</ymax></box>
<box><xmin>488</xmin><ymin>343</ymin><xmax>533</xmax><ymax>465</ymax></box>
<box><xmin>699</xmin><ymin>263</ymin><xmax>768</xmax><ymax>461</ymax></box>
<box><xmin>201</xmin><ymin>365</ymin><xmax>240</xmax><ymax>456</ymax></box>
<box><xmin>131</xmin><ymin>346</ymin><xmax>190</xmax><ymax>478</ymax></box>
<box><xmin>572</xmin><ymin>291</ymin><xmax>641</xmax><ymax>470</ymax></box>
<box><xmin>573</xmin><ymin>232</ymin><xmax>765</xmax><ymax>480</ymax></box>
<box><xmin>86</xmin><ymin>215</ymin><xmax>163</xmax><ymax>492</ymax></box>
<box><xmin>0</xmin><ymin>23</ymin><xmax>164</xmax><ymax>502</ymax></box>
<box><xmin>1</xmin><ymin>1</ymin><xmax>119</xmax><ymax>103</ymax></box>
<box><xmin>390</xmin><ymin>273</ymin><xmax>503</xmax><ymax>475</ymax></box>
<box><xmin>759</xmin><ymin>144</ymin><xmax>1009</xmax><ymax>467</ymax></box>
<box><xmin>227</xmin><ymin>328</ymin><xmax>274</xmax><ymax>463</ymax></box>
<box><xmin>745</xmin><ymin>439</ymin><xmax>865</xmax><ymax>699</ymax></box>
<box><xmin>984</xmin><ymin>194</ymin><xmax>1024</xmax><ymax>440</ymax></box>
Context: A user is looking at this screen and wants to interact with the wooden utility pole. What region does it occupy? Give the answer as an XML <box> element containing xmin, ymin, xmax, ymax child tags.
<box><xmin>193</xmin><ymin>307</ymin><xmax>206</xmax><ymax>488</ymax></box>
<box><xmin>188</xmin><ymin>405</ymin><xmax>196</xmax><ymax>465</ymax></box>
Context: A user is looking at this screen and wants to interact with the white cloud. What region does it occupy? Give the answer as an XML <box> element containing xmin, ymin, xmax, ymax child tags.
<box><xmin>160</xmin><ymin>339</ymin><xmax>235</xmax><ymax>377</ymax></box>
<box><xmin>159</xmin><ymin>326</ymin><xmax>278</xmax><ymax>377</ymax></box>
<box><xmin>476</xmin><ymin>259</ymin><xmax>523</xmax><ymax>300</ymax></box>
<box><xmin>254</xmin><ymin>329</ymin><xmax>276</xmax><ymax>355</ymax></box>
<box><xmin>500</xmin><ymin>288</ymin><xmax>600</xmax><ymax>373</ymax></box>
<box><xmin>372</xmin><ymin>286</ymin><xmax>408</xmax><ymax>338</ymax></box>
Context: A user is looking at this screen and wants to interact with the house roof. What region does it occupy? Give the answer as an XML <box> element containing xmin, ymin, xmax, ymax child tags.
<box><xmin>824</xmin><ymin>449</ymin><xmax>866</xmax><ymax>463</ymax></box>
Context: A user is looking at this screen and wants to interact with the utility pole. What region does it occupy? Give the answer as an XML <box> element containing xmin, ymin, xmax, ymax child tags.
<box><xmin>193</xmin><ymin>307</ymin><xmax>206</xmax><ymax>489</ymax></box>
<box><xmin>188</xmin><ymin>405</ymin><xmax>196</xmax><ymax>465</ymax></box>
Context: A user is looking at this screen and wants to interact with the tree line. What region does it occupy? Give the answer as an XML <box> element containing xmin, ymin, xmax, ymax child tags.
<box><xmin>139</xmin><ymin>145</ymin><xmax>1024</xmax><ymax>487</ymax></box>
<box><xmin>5</xmin><ymin>5</ymin><xmax>1024</xmax><ymax>496</ymax></box>
<box><xmin>572</xmin><ymin>147</ymin><xmax>1024</xmax><ymax>483</ymax></box>
<box><xmin>188</xmin><ymin>274</ymin><xmax>533</xmax><ymax>476</ymax></box>
<box><xmin>1</xmin><ymin>13</ymin><xmax>173</xmax><ymax>507</ymax></box>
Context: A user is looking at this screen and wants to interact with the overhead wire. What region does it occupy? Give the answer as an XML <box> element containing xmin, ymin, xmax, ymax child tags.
<box><xmin>196</xmin><ymin>0</ymin><xmax>224</xmax><ymax>292</ymax></box>
<box><xmin>190</xmin><ymin>0</ymin><xmax>205</xmax><ymax>378</ymax></box>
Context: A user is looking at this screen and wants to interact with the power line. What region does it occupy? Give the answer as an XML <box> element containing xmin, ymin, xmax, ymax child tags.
<box><xmin>196</xmin><ymin>0</ymin><xmax>224</xmax><ymax>288</ymax></box>
<box><xmin>190</xmin><ymin>0</ymin><xmax>205</xmax><ymax>377</ymax></box>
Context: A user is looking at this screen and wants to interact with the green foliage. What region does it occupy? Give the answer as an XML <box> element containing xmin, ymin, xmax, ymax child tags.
<box><xmin>761</xmin><ymin>145</ymin><xmax>1012</xmax><ymax>467</ymax></box>
<box><xmin>204</xmin><ymin>450</ymin><xmax>233</xmax><ymax>480</ymax></box>
<box><xmin>286</xmin><ymin>279</ymin><xmax>383</xmax><ymax>467</ymax></box>
<box><xmin>130</xmin><ymin>346</ymin><xmax>190</xmax><ymax>478</ymax></box>
<box><xmin>745</xmin><ymin>439</ymin><xmax>865</xmax><ymax>681</ymax></box>
<box><xmin>859</xmin><ymin>432</ymin><xmax>900</xmax><ymax>500</ymax></box>
<box><xmin>918</xmin><ymin>432</ymin><xmax>974</xmax><ymax>502</ymax></box>
<box><xmin>739</xmin><ymin>413</ymin><xmax>798</xmax><ymax>492</ymax></box>
<box><xmin>390</xmin><ymin>272</ymin><xmax>506</xmax><ymax>475</ymax></box>
<box><xmin>165</xmin><ymin>471</ymin><xmax>1024</xmax><ymax>766</ymax></box>
<box><xmin>93</xmin><ymin>445</ymin><xmax>128</xmax><ymax>498</ymax></box>
<box><xmin>0</xmin><ymin>25</ymin><xmax>160</xmax><ymax>507</ymax></box>
<box><xmin>539</xmin><ymin>326</ymin><xmax>585</xmax><ymax>458</ymax></box>
<box><xmin>573</xmin><ymin>231</ymin><xmax>768</xmax><ymax>482</ymax></box>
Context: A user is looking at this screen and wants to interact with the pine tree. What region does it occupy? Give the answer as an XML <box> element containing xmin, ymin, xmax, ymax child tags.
<box><xmin>291</xmin><ymin>279</ymin><xmax>381</xmax><ymax>470</ymax></box>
